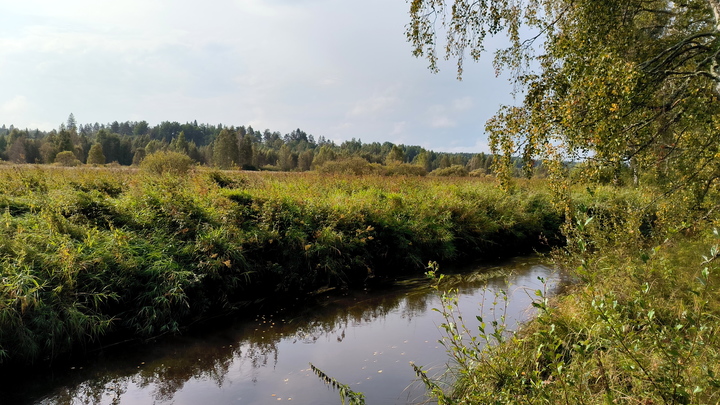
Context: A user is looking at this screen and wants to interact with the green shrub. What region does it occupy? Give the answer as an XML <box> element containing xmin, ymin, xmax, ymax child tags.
<box><xmin>207</xmin><ymin>170</ymin><xmax>244</xmax><ymax>188</ymax></box>
<box><xmin>316</xmin><ymin>157</ymin><xmax>382</xmax><ymax>175</ymax></box>
<box><xmin>86</xmin><ymin>144</ymin><xmax>106</xmax><ymax>165</ymax></box>
<box><xmin>426</xmin><ymin>230</ymin><xmax>720</xmax><ymax>404</ymax></box>
<box><xmin>384</xmin><ymin>163</ymin><xmax>427</xmax><ymax>176</ymax></box>
<box><xmin>54</xmin><ymin>151</ymin><xmax>82</xmax><ymax>167</ymax></box>
<box><xmin>430</xmin><ymin>165</ymin><xmax>469</xmax><ymax>177</ymax></box>
<box><xmin>410</xmin><ymin>185</ymin><xmax>720</xmax><ymax>405</ymax></box>
<box><xmin>140</xmin><ymin>151</ymin><xmax>194</xmax><ymax>176</ymax></box>
<box><xmin>316</xmin><ymin>158</ymin><xmax>427</xmax><ymax>176</ymax></box>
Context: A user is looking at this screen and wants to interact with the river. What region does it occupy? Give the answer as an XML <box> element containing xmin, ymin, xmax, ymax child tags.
<box><xmin>11</xmin><ymin>256</ymin><xmax>562</xmax><ymax>405</ymax></box>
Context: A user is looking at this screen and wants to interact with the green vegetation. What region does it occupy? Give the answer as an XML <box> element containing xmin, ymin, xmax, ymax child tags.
<box><xmin>140</xmin><ymin>150</ymin><xmax>194</xmax><ymax>176</ymax></box>
<box><xmin>86</xmin><ymin>144</ymin><xmax>105</xmax><ymax>165</ymax></box>
<box><xmin>3</xmin><ymin>6</ymin><xmax>720</xmax><ymax>405</ymax></box>
<box><xmin>0</xmin><ymin>118</ymin><xmax>505</xmax><ymax>176</ymax></box>
<box><xmin>402</xmin><ymin>2</ymin><xmax>720</xmax><ymax>403</ymax></box>
<box><xmin>429</xmin><ymin>165</ymin><xmax>469</xmax><ymax>177</ymax></box>
<box><xmin>0</xmin><ymin>166</ymin><xmax>562</xmax><ymax>367</ymax></box>
<box><xmin>311</xmin><ymin>364</ymin><xmax>367</xmax><ymax>405</ymax></box>
<box><xmin>315</xmin><ymin>157</ymin><xmax>429</xmax><ymax>176</ymax></box>
<box><xmin>409</xmin><ymin>0</ymin><xmax>720</xmax><ymax>193</ymax></box>
<box><xmin>417</xmin><ymin>202</ymin><xmax>720</xmax><ymax>404</ymax></box>
<box><xmin>54</xmin><ymin>151</ymin><xmax>82</xmax><ymax>167</ymax></box>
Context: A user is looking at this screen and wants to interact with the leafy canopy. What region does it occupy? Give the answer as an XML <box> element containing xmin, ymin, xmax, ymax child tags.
<box><xmin>408</xmin><ymin>0</ymin><xmax>720</xmax><ymax>204</ymax></box>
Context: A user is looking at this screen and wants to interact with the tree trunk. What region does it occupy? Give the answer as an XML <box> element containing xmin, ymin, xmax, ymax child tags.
<box><xmin>705</xmin><ymin>0</ymin><xmax>720</xmax><ymax>94</ymax></box>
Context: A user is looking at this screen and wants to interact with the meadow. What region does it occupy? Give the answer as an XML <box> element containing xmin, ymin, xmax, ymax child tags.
<box><xmin>0</xmin><ymin>165</ymin><xmax>563</xmax><ymax>367</ymax></box>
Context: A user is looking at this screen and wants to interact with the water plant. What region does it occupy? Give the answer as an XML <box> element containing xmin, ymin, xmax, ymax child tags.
<box><xmin>310</xmin><ymin>363</ymin><xmax>366</xmax><ymax>405</ymax></box>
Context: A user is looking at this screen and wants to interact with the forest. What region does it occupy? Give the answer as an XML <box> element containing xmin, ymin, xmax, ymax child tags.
<box><xmin>0</xmin><ymin>115</ymin><xmax>499</xmax><ymax>176</ymax></box>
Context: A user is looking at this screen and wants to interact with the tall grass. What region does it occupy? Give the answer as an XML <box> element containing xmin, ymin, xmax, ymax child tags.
<box><xmin>415</xmin><ymin>185</ymin><xmax>720</xmax><ymax>404</ymax></box>
<box><xmin>0</xmin><ymin>166</ymin><xmax>564</xmax><ymax>367</ymax></box>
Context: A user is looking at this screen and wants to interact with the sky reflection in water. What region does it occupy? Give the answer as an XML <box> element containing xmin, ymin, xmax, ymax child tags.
<box><xmin>28</xmin><ymin>257</ymin><xmax>561</xmax><ymax>405</ymax></box>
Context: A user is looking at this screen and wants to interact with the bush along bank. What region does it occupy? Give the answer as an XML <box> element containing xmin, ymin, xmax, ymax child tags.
<box><xmin>414</xmin><ymin>185</ymin><xmax>720</xmax><ymax>404</ymax></box>
<box><xmin>0</xmin><ymin>167</ymin><xmax>567</xmax><ymax>367</ymax></box>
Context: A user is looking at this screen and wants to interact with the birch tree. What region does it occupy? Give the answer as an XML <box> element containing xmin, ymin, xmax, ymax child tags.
<box><xmin>408</xmin><ymin>0</ymin><xmax>720</xmax><ymax>203</ymax></box>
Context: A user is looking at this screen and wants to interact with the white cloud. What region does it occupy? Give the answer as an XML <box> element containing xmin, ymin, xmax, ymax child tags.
<box><xmin>427</xmin><ymin>105</ymin><xmax>456</xmax><ymax>128</ymax></box>
<box><xmin>349</xmin><ymin>93</ymin><xmax>399</xmax><ymax>118</ymax></box>
<box><xmin>437</xmin><ymin>139</ymin><xmax>491</xmax><ymax>154</ymax></box>
<box><xmin>452</xmin><ymin>96</ymin><xmax>474</xmax><ymax>111</ymax></box>
<box><xmin>430</xmin><ymin>116</ymin><xmax>456</xmax><ymax>128</ymax></box>
<box><xmin>1</xmin><ymin>96</ymin><xmax>29</xmax><ymax>115</ymax></box>
<box><xmin>0</xmin><ymin>96</ymin><xmax>55</xmax><ymax>130</ymax></box>
<box><xmin>331</xmin><ymin>122</ymin><xmax>353</xmax><ymax>132</ymax></box>
<box><xmin>390</xmin><ymin>121</ymin><xmax>407</xmax><ymax>136</ymax></box>
<box><xmin>319</xmin><ymin>78</ymin><xmax>339</xmax><ymax>87</ymax></box>
<box><xmin>425</xmin><ymin>97</ymin><xmax>477</xmax><ymax>129</ymax></box>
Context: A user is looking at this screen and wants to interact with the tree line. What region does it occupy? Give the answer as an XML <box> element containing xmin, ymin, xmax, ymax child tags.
<box><xmin>0</xmin><ymin>114</ymin><xmax>503</xmax><ymax>175</ymax></box>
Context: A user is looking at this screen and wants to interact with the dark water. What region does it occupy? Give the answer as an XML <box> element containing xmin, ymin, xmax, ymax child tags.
<box><xmin>15</xmin><ymin>257</ymin><xmax>562</xmax><ymax>405</ymax></box>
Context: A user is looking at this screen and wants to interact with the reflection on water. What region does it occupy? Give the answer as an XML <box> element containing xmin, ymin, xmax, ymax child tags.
<box><xmin>12</xmin><ymin>257</ymin><xmax>561</xmax><ymax>405</ymax></box>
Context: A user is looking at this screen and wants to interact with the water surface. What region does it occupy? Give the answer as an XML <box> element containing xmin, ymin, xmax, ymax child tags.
<box><xmin>17</xmin><ymin>257</ymin><xmax>561</xmax><ymax>405</ymax></box>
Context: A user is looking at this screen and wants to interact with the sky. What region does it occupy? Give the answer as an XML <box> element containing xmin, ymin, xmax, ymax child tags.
<box><xmin>0</xmin><ymin>0</ymin><xmax>517</xmax><ymax>153</ymax></box>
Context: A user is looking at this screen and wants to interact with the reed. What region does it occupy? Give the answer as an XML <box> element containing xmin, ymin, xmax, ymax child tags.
<box><xmin>0</xmin><ymin>166</ymin><xmax>568</xmax><ymax>366</ymax></box>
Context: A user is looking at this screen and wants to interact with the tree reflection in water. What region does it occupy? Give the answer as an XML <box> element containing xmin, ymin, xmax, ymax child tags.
<box><xmin>26</xmin><ymin>258</ymin><xmax>559</xmax><ymax>405</ymax></box>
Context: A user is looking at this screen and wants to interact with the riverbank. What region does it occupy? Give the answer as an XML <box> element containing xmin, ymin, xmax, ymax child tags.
<box><xmin>421</xmin><ymin>194</ymin><xmax>720</xmax><ymax>403</ymax></box>
<box><xmin>4</xmin><ymin>256</ymin><xmax>558</xmax><ymax>405</ymax></box>
<box><xmin>0</xmin><ymin>166</ymin><xmax>566</xmax><ymax>368</ymax></box>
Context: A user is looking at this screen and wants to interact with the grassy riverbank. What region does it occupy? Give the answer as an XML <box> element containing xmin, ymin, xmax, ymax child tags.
<box><xmin>421</xmin><ymin>187</ymin><xmax>720</xmax><ymax>404</ymax></box>
<box><xmin>0</xmin><ymin>166</ymin><xmax>563</xmax><ymax>367</ymax></box>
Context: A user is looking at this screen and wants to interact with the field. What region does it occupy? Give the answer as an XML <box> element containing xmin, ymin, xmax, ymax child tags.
<box><xmin>0</xmin><ymin>165</ymin><xmax>563</xmax><ymax>367</ymax></box>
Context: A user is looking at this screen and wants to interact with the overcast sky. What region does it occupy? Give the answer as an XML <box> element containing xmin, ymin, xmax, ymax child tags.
<box><xmin>0</xmin><ymin>0</ymin><xmax>516</xmax><ymax>153</ymax></box>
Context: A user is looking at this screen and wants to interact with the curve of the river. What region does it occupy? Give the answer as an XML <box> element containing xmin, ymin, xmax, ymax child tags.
<box><xmin>13</xmin><ymin>256</ymin><xmax>562</xmax><ymax>405</ymax></box>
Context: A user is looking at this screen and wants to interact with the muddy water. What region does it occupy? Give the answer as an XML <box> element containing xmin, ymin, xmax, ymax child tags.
<box><xmin>17</xmin><ymin>257</ymin><xmax>562</xmax><ymax>405</ymax></box>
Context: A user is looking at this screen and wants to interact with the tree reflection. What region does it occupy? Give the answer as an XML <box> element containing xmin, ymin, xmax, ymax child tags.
<box><xmin>29</xmin><ymin>258</ymin><xmax>553</xmax><ymax>404</ymax></box>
